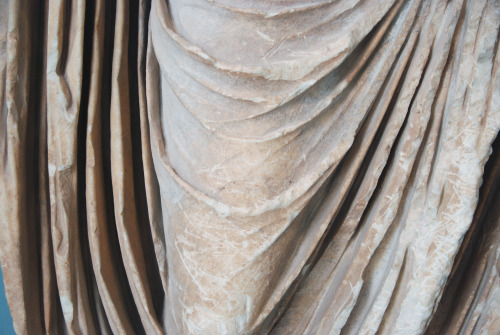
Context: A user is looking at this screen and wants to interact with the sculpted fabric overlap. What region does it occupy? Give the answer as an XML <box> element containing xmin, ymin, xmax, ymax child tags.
<box><xmin>0</xmin><ymin>0</ymin><xmax>499</xmax><ymax>334</ymax></box>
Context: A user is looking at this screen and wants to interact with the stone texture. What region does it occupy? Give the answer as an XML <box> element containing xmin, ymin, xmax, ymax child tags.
<box><xmin>0</xmin><ymin>0</ymin><xmax>499</xmax><ymax>334</ymax></box>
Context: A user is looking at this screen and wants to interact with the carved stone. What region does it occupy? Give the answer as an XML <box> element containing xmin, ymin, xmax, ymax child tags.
<box><xmin>0</xmin><ymin>0</ymin><xmax>499</xmax><ymax>334</ymax></box>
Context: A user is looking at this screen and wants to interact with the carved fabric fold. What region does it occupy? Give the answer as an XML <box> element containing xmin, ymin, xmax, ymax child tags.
<box><xmin>0</xmin><ymin>0</ymin><xmax>499</xmax><ymax>334</ymax></box>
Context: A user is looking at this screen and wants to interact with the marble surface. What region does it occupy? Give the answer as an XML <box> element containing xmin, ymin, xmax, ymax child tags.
<box><xmin>0</xmin><ymin>0</ymin><xmax>499</xmax><ymax>334</ymax></box>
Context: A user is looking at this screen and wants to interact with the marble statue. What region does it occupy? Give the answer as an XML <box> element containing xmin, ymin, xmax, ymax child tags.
<box><xmin>0</xmin><ymin>0</ymin><xmax>499</xmax><ymax>334</ymax></box>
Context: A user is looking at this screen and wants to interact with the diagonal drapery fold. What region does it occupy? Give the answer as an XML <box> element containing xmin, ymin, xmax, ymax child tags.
<box><xmin>0</xmin><ymin>0</ymin><xmax>499</xmax><ymax>334</ymax></box>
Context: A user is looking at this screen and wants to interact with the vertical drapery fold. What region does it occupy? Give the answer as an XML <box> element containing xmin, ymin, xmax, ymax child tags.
<box><xmin>0</xmin><ymin>0</ymin><xmax>499</xmax><ymax>334</ymax></box>
<box><xmin>0</xmin><ymin>1</ymin><xmax>44</xmax><ymax>334</ymax></box>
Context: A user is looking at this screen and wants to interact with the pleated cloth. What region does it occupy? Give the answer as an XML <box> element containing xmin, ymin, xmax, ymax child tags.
<box><xmin>0</xmin><ymin>0</ymin><xmax>499</xmax><ymax>334</ymax></box>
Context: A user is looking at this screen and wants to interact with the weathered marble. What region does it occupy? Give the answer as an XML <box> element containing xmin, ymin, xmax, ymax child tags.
<box><xmin>0</xmin><ymin>0</ymin><xmax>499</xmax><ymax>334</ymax></box>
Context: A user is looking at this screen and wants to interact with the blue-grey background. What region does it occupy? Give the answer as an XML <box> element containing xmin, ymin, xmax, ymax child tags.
<box><xmin>0</xmin><ymin>266</ymin><xmax>15</xmax><ymax>334</ymax></box>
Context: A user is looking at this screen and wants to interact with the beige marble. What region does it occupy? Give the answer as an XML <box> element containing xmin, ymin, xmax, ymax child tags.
<box><xmin>0</xmin><ymin>0</ymin><xmax>499</xmax><ymax>334</ymax></box>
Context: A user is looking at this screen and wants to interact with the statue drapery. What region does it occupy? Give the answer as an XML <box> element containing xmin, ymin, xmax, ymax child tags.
<box><xmin>0</xmin><ymin>0</ymin><xmax>499</xmax><ymax>334</ymax></box>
